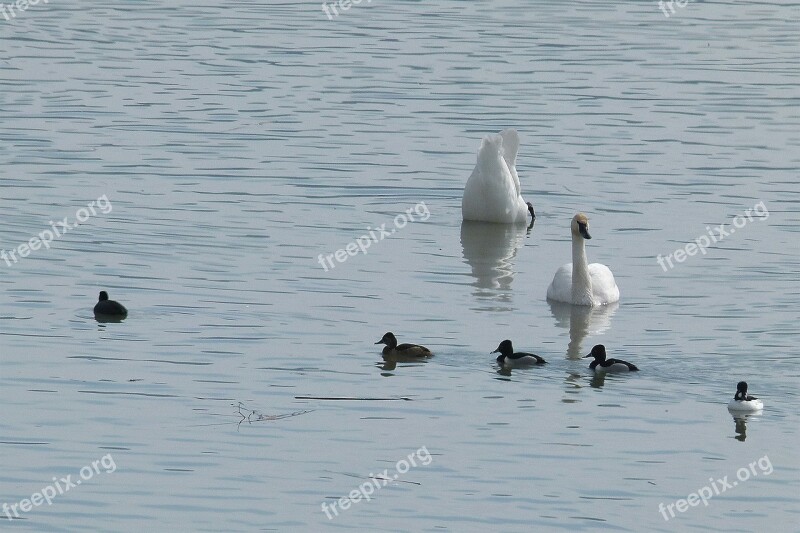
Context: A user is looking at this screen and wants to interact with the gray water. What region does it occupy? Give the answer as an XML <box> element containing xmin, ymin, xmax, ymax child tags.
<box><xmin>1</xmin><ymin>0</ymin><xmax>799</xmax><ymax>531</ymax></box>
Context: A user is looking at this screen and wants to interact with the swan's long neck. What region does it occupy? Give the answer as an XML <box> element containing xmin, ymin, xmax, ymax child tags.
<box><xmin>571</xmin><ymin>234</ymin><xmax>594</xmax><ymax>305</ymax></box>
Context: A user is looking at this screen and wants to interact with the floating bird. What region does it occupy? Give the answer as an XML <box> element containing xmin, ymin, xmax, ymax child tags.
<box><xmin>375</xmin><ymin>332</ymin><xmax>432</xmax><ymax>358</ymax></box>
<box><xmin>492</xmin><ymin>339</ymin><xmax>547</xmax><ymax>367</ymax></box>
<box><xmin>727</xmin><ymin>381</ymin><xmax>763</xmax><ymax>412</ymax></box>
<box><xmin>462</xmin><ymin>129</ymin><xmax>535</xmax><ymax>224</ymax></box>
<box><xmin>547</xmin><ymin>213</ymin><xmax>619</xmax><ymax>306</ymax></box>
<box><xmin>93</xmin><ymin>291</ymin><xmax>128</xmax><ymax>318</ymax></box>
<box><xmin>584</xmin><ymin>344</ymin><xmax>638</xmax><ymax>372</ymax></box>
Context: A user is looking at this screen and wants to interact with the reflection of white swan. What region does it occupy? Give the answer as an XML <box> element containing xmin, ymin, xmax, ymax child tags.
<box><xmin>549</xmin><ymin>300</ymin><xmax>618</xmax><ymax>358</ymax></box>
<box><xmin>461</xmin><ymin>221</ymin><xmax>526</xmax><ymax>292</ymax></box>
<box><xmin>462</xmin><ymin>129</ymin><xmax>535</xmax><ymax>224</ymax></box>
<box><xmin>547</xmin><ymin>213</ymin><xmax>619</xmax><ymax>306</ymax></box>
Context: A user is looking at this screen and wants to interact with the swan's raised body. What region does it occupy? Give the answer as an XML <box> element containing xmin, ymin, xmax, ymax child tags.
<box><xmin>462</xmin><ymin>129</ymin><xmax>535</xmax><ymax>224</ymax></box>
<box><xmin>547</xmin><ymin>213</ymin><xmax>620</xmax><ymax>306</ymax></box>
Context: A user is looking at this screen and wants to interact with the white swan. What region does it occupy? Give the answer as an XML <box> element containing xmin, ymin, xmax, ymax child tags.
<box><xmin>462</xmin><ymin>129</ymin><xmax>535</xmax><ymax>224</ymax></box>
<box><xmin>547</xmin><ymin>213</ymin><xmax>620</xmax><ymax>306</ymax></box>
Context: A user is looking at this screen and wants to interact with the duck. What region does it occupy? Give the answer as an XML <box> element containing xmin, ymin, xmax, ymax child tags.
<box><xmin>462</xmin><ymin>129</ymin><xmax>535</xmax><ymax>224</ymax></box>
<box><xmin>93</xmin><ymin>291</ymin><xmax>128</xmax><ymax>317</ymax></box>
<box><xmin>584</xmin><ymin>344</ymin><xmax>638</xmax><ymax>372</ymax></box>
<box><xmin>727</xmin><ymin>381</ymin><xmax>763</xmax><ymax>412</ymax></box>
<box><xmin>547</xmin><ymin>213</ymin><xmax>620</xmax><ymax>306</ymax></box>
<box><xmin>492</xmin><ymin>339</ymin><xmax>546</xmax><ymax>367</ymax></box>
<box><xmin>375</xmin><ymin>332</ymin><xmax>432</xmax><ymax>358</ymax></box>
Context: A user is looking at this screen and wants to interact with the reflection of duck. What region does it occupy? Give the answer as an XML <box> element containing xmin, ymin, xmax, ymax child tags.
<box><xmin>732</xmin><ymin>414</ymin><xmax>750</xmax><ymax>442</ymax></box>
<box><xmin>727</xmin><ymin>381</ymin><xmax>763</xmax><ymax>412</ymax></box>
<box><xmin>462</xmin><ymin>129</ymin><xmax>535</xmax><ymax>224</ymax></box>
<box><xmin>460</xmin><ymin>221</ymin><xmax>527</xmax><ymax>293</ymax></box>
<box><xmin>379</xmin><ymin>359</ymin><xmax>397</xmax><ymax>373</ymax></box>
<box><xmin>562</xmin><ymin>373</ymin><xmax>583</xmax><ymax>403</ymax></box>
<box><xmin>495</xmin><ymin>365</ymin><xmax>513</xmax><ymax>378</ymax></box>
<box><xmin>548</xmin><ymin>300</ymin><xmax>618</xmax><ymax>359</ymax></box>
<box><xmin>729</xmin><ymin>408</ymin><xmax>762</xmax><ymax>442</ymax></box>
<box><xmin>377</xmin><ymin>355</ymin><xmax>432</xmax><ymax>377</ymax></box>
<box><xmin>589</xmin><ymin>371</ymin><xmax>607</xmax><ymax>389</ymax></box>
<box><xmin>547</xmin><ymin>214</ymin><xmax>619</xmax><ymax>306</ymax></box>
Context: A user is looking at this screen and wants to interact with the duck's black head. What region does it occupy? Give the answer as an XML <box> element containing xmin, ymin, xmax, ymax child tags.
<box><xmin>526</xmin><ymin>202</ymin><xmax>536</xmax><ymax>219</ymax></box>
<box><xmin>492</xmin><ymin>340</ymin><xmax>513</xmax><ymax>358</ymax></box>
<box><xmin>98</xmin><ymin>291</ymin><xmax>109</xmax><ymax>302</ymax></box>
<box><xmin>584</xmin><ymin>344</ymin><xmax>606</xmax><ymax>361</ymax></box>
<box><xmin>375</xmin><ymin>332</ymin><xmax>397</xmax><ymax>348</ymax></box>
<box><xmin>734</xmin><ymin>380</ymin><xmax>752</xmax><ymax>401</ymax></box>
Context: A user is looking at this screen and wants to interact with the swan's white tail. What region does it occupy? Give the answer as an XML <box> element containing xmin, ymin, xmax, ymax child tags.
<box><xmin>499</xmin><ymin>129</ymin><xmax>520</xmax><ymax>194</ymax></box>
<box><xmin>462</xmin><ymin>129</ymin><xmax>528</xmax><ymax>224</ymax></box>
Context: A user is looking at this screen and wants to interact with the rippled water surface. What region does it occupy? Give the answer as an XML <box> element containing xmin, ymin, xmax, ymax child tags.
<box><xmin>1</xmin><ymin>1</ymin><xmax>799</xmax><ymax>531</ymax></box>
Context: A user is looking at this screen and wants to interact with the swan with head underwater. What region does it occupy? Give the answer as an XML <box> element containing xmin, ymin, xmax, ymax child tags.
<box><xmin>547</xmin><ymin>213</ymin><xmax>619</xmax><ymax>306</ymax></box>
<box><xmin>584</xmin><ymin>344</ymin><xmax>638</xmax><ymax>372</ymax></box>
<box><xmin>728</xmin><ymin>381</ymin><xmax>763</xmax><ymax>412</ymax></box>
<box><xmin>461</xmin><ymin>129</ymin><xmax>535</xmax><ymax>224</ymax></box>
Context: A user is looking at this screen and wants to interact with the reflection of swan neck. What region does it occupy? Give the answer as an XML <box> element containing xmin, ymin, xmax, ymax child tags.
<box><xmin>549</xmin><ymin>300</ymin><xmax>619</xmax><ymax>358</ymax></box>
<box><xmin>572</xmin><ymin>236</ymin><xmax>593</xmax><ymax>305</ymax></box>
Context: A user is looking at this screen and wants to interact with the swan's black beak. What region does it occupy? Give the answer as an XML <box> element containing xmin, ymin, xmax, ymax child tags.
<box><xmin>526</xmin><ymin>202</ymin><xmax>536</xmax><ymax>219</ymax></box>
<box><xmin>583</xmin><ymin>353</ymin><xmax>593</xmax><ymax>358</ymax></box>
<box><xmin>579</xmin><ymin>223</ymin><xmax>591</xmax><ymax>240</ymax></box>
<box><xmin>375</xmin><ymin>340</ymin><xmax>384</xmax><ymax>345</ymax></box>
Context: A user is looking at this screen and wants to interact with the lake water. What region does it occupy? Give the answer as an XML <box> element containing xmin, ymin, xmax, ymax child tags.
<box><xmin>1</xmin><ymin>0</ymin><xmax>798</xmax><ymax>531</ymax></box>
